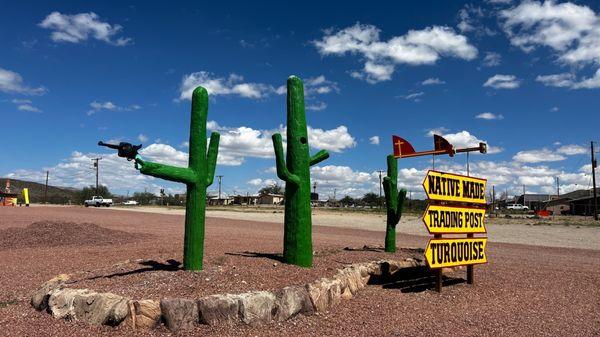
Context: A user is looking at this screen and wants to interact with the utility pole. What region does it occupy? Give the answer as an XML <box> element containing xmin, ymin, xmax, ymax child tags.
<box><xmin>556</xmin><ymin>177</ymin><xmax>560</xmax><ymax>197</ymax></box>
<box><xmin>216</xmin><ymin>175</ymin><xmax>223</xmax><ymax>200</ymax></box>
<box><xmin>44</xmin><ymin>170</ymin><xmax>49</xmax><ymax>204</ymax></box>
<box><xmin>377</xmin><ymin>169</ymin><xmax>385</xmax><ymax>209</ymax></box>
<box><xmin>523</xmin><ymin>185</ymin><xmax>526</xmax><ymax>208</ymax></box>
<box><xmin>333</xmin><ymin>188</ymin><xmax>337</xmax><ymax>201</ymax></box>
<box><xmin>91</xmin><ymin>157</ymin><xmax>102</xmax><ymax>195</ymax></box>
<box><xmin>591</xmin><ymin>141</ymin><xmax>598</xmax><ymax>220</ymax></box>
<box><xmin>313</xmin><ymin>181</ymin><xmax>317</xmax><ymax>194</ymax></box>
<box><xmin>492</xmin><ymin>185</ymin><xmax>495</xmax><ymax>215</ymax></box>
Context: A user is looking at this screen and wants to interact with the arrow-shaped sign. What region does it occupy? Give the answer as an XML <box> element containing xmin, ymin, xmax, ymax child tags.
<box><xmin>422</xmin><ymin>170</ymin><xmax>487</xmax><ymax>204</ymax></box>
<box><xmin>424</xmin><ymin>237</ymin><xmax>487</xmax><ymax>269</ymax></box>
<box><xmin>423</xmin><ymin>204</ymin><xmax>486</xmax><ymax>234</ymax></box>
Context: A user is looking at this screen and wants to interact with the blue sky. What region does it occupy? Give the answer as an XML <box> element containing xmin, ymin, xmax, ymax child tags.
<box><xmin>2</xmin><ymin>0</ymin><xmax>599</xmax><ymax>199</ymax></box>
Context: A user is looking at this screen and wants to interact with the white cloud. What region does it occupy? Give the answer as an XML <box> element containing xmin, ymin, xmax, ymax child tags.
<box><xmin>556</xmin><ymin>144</ymin><xmax>586</xmax><ymax>155</ymax></box>
<box><xmin>401</xmin><ymin>91</ymin><xmax>424</xmax><ymax>102</ymax></box>
<box><xmin>308</xmin><ymin>126</ymin><xmax>356</xmax><ymax>152</ymax></box>
<box><xmin>87</xmin><ymin>101</ymin><xmax>141</xmax><ymax>116</ymax></box>
<box><xmin>138</xmin><ymin>134</ymin><xmax>148</xmax><ymax>143</ymax></box>
<box><xmin>475</xmin><ymin>112</ymin><xmax>504</xmax><ymax>120</ymax></box>
<box><xmin>421</xmin><ymin>77</ymin><xmax>445</xmax><ymax>85</ymax></box>
<box><xmin>426</xmin><ymin>127</ymin><xmax>450</xmax><ymax>137</ymax></box>
<box><xmin>457</xmin><ymin>4</ymin><xmax>495</xmax><ymax>36</ymax></box>
<box><xmin>441</xmin><ymin>130</ymin><xmax>503</xmax><ymax>154</ymax></box>
<box><xmin>11</xmin><ymin>98</ymin><xmax>42</xmax><ymax>113</ymax></box>
<box><xmin>536</xmin><ymin>69</ymin><xmax>600</xmax><ymax>89</ymax></box>
<box><xmin>513</xmin><ymin>149</ymin><xmax>566</xmax><ymax>163</ymax></box>
<box><xmin>179</xmin><ymin>72</ymin><xmax>272</xmax><ymax>100</ymax></box>
<box><xmin>306</xmin><ymin>102</ymin><xmax>327</xmax><ymax>111</ymax></box>
<box><xmin>369</xmin><ymin>136</ymin><xmax>380</xmax><ymax>145</ymax></box>
<box><xmin>483</xmin><ymin>74</ymin><xmax>520</xmax><ymax>89</ymax></box>
<box><xmin>551</xmin><ymin>106</ymin><xmax>559</xmax><ymax>112</ymax></box>
<box><xmin>500</xmin><ymin>1</ymin><xmax>600</xmax><ymax>89</ymax></box>
<box><xmin>482</xmin><ymin>52</ymin><xmax>501</xmax><ymax>66</ymax></box>
<box><xmin>39</xmin><ymin>12</ymin><xmax>132</xmax><ymax>46</ymax></box>
<box><xmin>314</xmin><ymin>23</ymin><xmax>477</xmax><ymax>83</ymax></box>
<box><xmin>0</xmin><ymin>67</ymin><xmax>47</xmax><ymax>95</ymax></box>
<box><xmin>205</xmin><ymin>122</ymin><xmax>356</xmax><ymax>165</ymax></box>
<box><xmin>247</xmin><ymin>178</ymin><xmax>276</xmax><ymax>187</ymax></box>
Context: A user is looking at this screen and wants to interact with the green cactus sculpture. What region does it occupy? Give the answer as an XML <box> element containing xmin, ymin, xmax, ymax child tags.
<box><xmin>135</xmin><ymin>87</ymin><xmax>219</xmax><ymax>271</ymax></box>
<box><xmin>382</xmin><ymin>154</ymin><xmax>407</xmax><ymax>253</ymax></box>
<box><xmin>272</xmin><ymin>76</ymin><xmax>329</xmax><ymax>267</ymax></box>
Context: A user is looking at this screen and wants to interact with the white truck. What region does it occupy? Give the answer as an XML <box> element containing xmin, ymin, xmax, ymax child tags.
<box><xmin>506</xmin><ymin>204</ymin><xmax>529</xmax><ymax>211</ymax></box>
<box><xmin>84</xmin><ymin>196</ymin><xmax>113</xmax><ymax>207</ymax></box>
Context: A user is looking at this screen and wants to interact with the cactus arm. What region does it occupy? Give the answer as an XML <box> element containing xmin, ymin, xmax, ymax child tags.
<box><xmin>272</xmin><ymin>133</ymin><xmax>300</xmax><ymax>185</ymax></box>
<box><xmin>138</xmin><ymin>161</ymin><xmax>197</xmax><ymax>185</ymax></box>
<box><xmin>309</xmin><ymin>150</ymin><xmax>329</xmax><ymax>166</ymax></box>
<box><xmin>383</xmin><ymin>176</ymin><xmax>393</xmax><ymax>209</ymax></box>
<box><xmin>205</xmin><ymin>132</ymin><xmax>220</xmax><ymax>186</ymax></box>
<box><xmin>396</xmin><ymin>189</ymin><xmax>407</xmax><ymax>220</ymax></box>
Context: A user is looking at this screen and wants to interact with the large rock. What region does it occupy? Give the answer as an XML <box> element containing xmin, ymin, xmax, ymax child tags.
<box><xmin>197</xmin><ymin>294</ymin><xmax>240</xmax><ymax>326</ymax></box>
<box><xmin>161</xmin><ymin>298</ymin><xmax>198</xmax><ymax>331</ymax></box>
<box><xmin>72</xmin><ymin>292</ymin><xmax>129</xmax><ymax>326</ymax></box>
<box><xmin>275</xmin><ymin>286</ymin><xmax>314</xmax><ymax>321</ymax></box>
<box><xmin>48</xmin><ymin>288</ymin><xmax>91</xmax><ymax>320</ymax></box>
<box><xmin>305</xmin><ymin>278</ymin><xmax>342</xmax><ymax>312</ymax></box>
<box><xmin>31</xmin><ymin>274</ymin><xmax>70</xmax><ymax>311</ymax></box>
<box><xmin>237</xmin><ymin>291</ymin><xmax>279</xmax><ymax>326</ymax></box>
<box><xmin>124</xmin><ymin>300</ymin><xmax>161</xmax><ymax>329</ymax></box>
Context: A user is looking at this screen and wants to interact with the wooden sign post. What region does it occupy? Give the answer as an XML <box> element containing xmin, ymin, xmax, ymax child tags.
<box><xmin>422</xmin><ymin>170</ymin><xmax>488</xmax><ymax>292</ymax></box>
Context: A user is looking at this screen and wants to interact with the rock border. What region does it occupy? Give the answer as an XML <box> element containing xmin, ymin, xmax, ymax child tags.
<box><xmin>31</xmin><ymin>258</ymin><xmax>425</xmax><ymax>331</ymax></box>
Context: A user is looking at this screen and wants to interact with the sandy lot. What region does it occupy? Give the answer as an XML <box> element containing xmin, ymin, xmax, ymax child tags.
<box><xmin>0</xmin><ymin>206</ymin><xmax>599</xmax><ymax>336</ymax></box>
<box><xmin>112</xmin><ymin>206</ymin><xmax>600</xmax><ymax>250</ymax></box>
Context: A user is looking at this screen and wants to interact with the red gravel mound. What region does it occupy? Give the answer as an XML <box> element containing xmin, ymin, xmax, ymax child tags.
<box><xmin>0</xmin><ymin>221</ymin><xmax>152</xmax><ymax>250</ymax></box>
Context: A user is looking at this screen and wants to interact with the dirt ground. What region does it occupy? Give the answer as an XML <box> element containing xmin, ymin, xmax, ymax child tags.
<box><xmin>0</xmin><ymin>206</ymin><xmax>599</xmax><ymax>336</ymax></box>
<box><xmin>113</xmin><ymin>205</ymin><xmax>600</xmax><ymax>250</ymax></box>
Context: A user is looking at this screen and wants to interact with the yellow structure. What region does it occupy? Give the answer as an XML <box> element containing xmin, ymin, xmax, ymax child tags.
<box><xmin>424</xmin><ymin>237</ymin><xmax>487</xmax><ymax>269</ymax></box>
<box><xmin>422</xmin><ymin>170</ymin><xmax>487</xmax><ymax>204</ymax></box>
<box><xmin>422</xmin><ymin>204</ymin><xmax>486</xmax><ymax>234</ymax></box>
<box><xmin>23</xmin><ymin>188</ymin><xmax>30</xmax><ymax>206</ymax></box>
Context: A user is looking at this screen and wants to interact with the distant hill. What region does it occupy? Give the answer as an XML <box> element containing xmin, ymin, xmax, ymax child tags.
<box><xmin>0</xmin><ymin>178</ymin><xmax>78</xmax><ymax>204</ymax></box>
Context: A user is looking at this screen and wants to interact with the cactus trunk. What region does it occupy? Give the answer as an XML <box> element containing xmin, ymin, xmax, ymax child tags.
<box><xmin>383</xmin><ymin>154</ymin><xmax>407</xmax><ymax>253</ymax></box>
<box><xmin>272</xmin><ymin>76</ymin><xmax>329</xmax><ymax>267</ymax></box>
<box><xmin>136</xmin><ymin>87</ymin><xmax>219</xmax><ymax>271</ymax></box>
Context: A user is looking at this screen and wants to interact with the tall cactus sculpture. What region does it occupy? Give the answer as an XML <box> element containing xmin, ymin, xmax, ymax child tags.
<box><xmin>135</xmin><ymin>87</ymin><xmax>219</xmax><ymax>271</ymax></box>
<box><xmin>271</xmin><ymin>76</ymin><xmax>329</xmax><ymax>267</ymax></box>
<box><xmin>382</xmin><ymin>154</ymin><xmax>407</xmax><ymax>253</ymax></box>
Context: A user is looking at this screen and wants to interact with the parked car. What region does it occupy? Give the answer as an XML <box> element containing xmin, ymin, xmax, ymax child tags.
<box><xmin>84</xmin><ymin>196</ymin><xmax>113</xmax><ymax>207</ymax></box>
<box><xmin>506</xmin><ymin>204</ymin><xmax>529</xmax><ymax>210</ymax></box>
<box><xmin>122</xmin><ymin>200</ymin><xmax>139</xmax><ymax>206</ymax></box>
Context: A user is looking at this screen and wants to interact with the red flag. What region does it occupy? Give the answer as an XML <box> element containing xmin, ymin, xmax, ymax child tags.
<box><xmin>433</xmin><ymin>134</ymin><xmax>454</xmax><ymax>157</ymax></box>
<box><xmin>392</xmin><ymin>135</ymin><xmax>416</xmax><ymax>158</ymax></box>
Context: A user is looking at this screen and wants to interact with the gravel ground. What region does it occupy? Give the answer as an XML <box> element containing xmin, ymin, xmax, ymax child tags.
<box><xmin>0</xmin><ymin>206</ymin><xmax>598</xmax><ymax>336</ymax></box>
<box><xmin>109</xmin><ymin>206</ymin><xmax>600</xmax><ymax>250</ymax></box>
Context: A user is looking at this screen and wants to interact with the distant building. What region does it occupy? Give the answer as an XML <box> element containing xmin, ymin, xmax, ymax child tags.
<box><xmin>207</xmin><ymin>196</ymin><xmax>233</xmax><ymax>206</ymax></box>
<box><xmin>544</xmin><ymin>188</ymin><xmax>600</xmax><ymax>216</ymax></box>
<box><xmin>232</xmin><ymin>194</ymin><xmax>259</xmax><ymax>205</ymax></box>
<box><xmin>258</xmin><ymin>193</ymin><xmax>284</xmax><ymax>205</ymax></box>
<box><xmin>516</xmin><ymin>194</ymin><xmax>553</xmax><ymax>211</ymax></box>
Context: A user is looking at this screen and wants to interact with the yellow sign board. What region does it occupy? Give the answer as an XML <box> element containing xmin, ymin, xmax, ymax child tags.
<box><xmin>422</xmin><ymin>170</ymin><xmax>487</xmax><ymax>204</ymax></box>
<box><xmin>423</xmin><ymin>204</ymin><xmax>486</xmax><ymax>234</ymax></box>
<box><xmin>23</xmin><ymin>188</ymin><xmax>30</xmax><ymax>205</ymax></box>
<box><xmin>424</xmin><ymin>237</ymin><xmax>487</xmax><ymax>269</ymax></box>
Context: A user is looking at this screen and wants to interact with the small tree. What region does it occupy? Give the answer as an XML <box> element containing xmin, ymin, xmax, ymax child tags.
<box><xmin>133</xmin><ymin>191</ymin><xmax>156</xmax><ymax>205</ymax></box>
<box><xmin>259</xmin><ymin>183</ymin><xmax>284</xmax><ymax>195</ymax></box>
<box><xmin>339</xmin><ymin>195</ymin><xmax>355</xmax><ymax>206</ymax></box>
<box><xmin>361</xmin><ymin>192</ymin><xmax>380</xmax><ymax>207</ymax></box>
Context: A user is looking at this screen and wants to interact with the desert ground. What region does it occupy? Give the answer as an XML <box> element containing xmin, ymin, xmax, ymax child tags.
<box><xmin>0</xmin><ymin>205</ymin><xmax>599</xmax><ymax>336</ymax></box>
